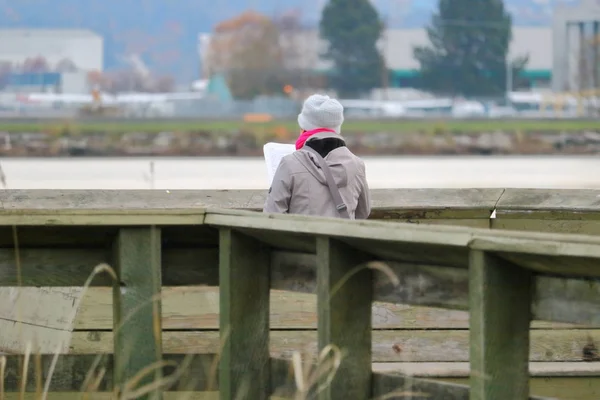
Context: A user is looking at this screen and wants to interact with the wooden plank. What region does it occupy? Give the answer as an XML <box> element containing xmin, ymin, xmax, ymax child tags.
<box><xmin>0</xmin><ymin>212</ymin><xmax>206</xmax><ymax>226</ymax></box>
<box><xmin>112</xmin><ymin>227</ymin><xmax>163</xmax><ymax>398</ymax></box>
<box><xmin>495</xmin><ymin>189</ymin><xmax>600</xmax><ymax>216</ymax></box>
<box><xmin>372</xmin><ymin>371</ymin><xmax>553</xmax><ymax>400</ymax></box>
<box><xmin>372</xmin><ymin>371</ymin><xmax>470</xmax><ymax>400</ymax></box>
<box><xmin>68</xmin><ymin>329</ymin><xmax>600</xmax><ymax>363</ymax></box>
<box><xmin>0</xmin><ymin>247</ymin><xmax>219</xmax><ymax>287</ymax></box>
<box><xmin>372</xmin><ymin>362</ymin><xmax>600</xmax><ymax>377</ymax></box>
<box><xmin>469</xmin><ymin>250</ymin><xmax>532</xmax><ymax>400</ymax></box>
<box><xmin>0</xmin><ymin>354</ymin><xmax>215</xmax><ymax>392</ymax></box>
<box><xmin>3</xmin><ymin>247</ymin><xmax>600</xmax><ymax>326</ymax></box>
<box><xmin>0</xmin><ymin>188</ymin><xmax>503</xmax><ymax>216</ymax></box>
<box><xmin>0</xmin><ymin>287</ymin><xmax>83</xmax><ymax>353</ymax></box>
<box><xmin>75</xmin><ymin>286</ymin><xmax>593</xmax><ymax>330</ymax></box>
<box><xmin>316</xmin><ymin>237</ymin><xmax>373</xmax><ymax>399</ymax></box>
<box><xmin>440</xmin><ymin>377</ymin><xmax>598</xmax><ymax>400</ymax></box>
<box><xmin>205</xmin><ymin>208</ymin><xmax>600</xmax><ymax>264</ymax></box>
<box><xmin>491</xmin><ymin>219</ymin><xmax>600</xmax><ymax>235</ymax></box>
<box><xmin>0</xmin><ymin>225</ymin><xmax>218</xmax><ymax>247</ymax></box>
<box><xmin>72</xmin><ymin>286</ymin><xmax>589</xmax><ymax>330</ymax></box>
<box><xmin>218</xmin><ymin>229</ymin><xmax>270</xmax><ymax>400</ymax></box>
<box><xmin>271</xmin><ymin>251</ymin><xmax>600</xmax><ymax>327</ymax></box>
<box><xmin>393</xmin><ymin>218</ymin><xmax>490</xmax><ymax>228</ymax></box>
<box><xmin>0</xmin><ymin>189</ymin><xmax>255</xmax><ymax>211</ymax></box>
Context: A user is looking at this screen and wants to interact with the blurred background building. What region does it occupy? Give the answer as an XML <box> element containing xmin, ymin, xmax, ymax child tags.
<box><xmin>0</xmin><ymin>29</ymin><xmax>103</xmax><ymax>94</ymax></box>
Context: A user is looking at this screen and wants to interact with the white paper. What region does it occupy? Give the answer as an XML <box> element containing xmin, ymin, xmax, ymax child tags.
<box><xmin>263</xmin><ymin>142</ymin><xmax>295</xmax><ymax>185</ymax></box>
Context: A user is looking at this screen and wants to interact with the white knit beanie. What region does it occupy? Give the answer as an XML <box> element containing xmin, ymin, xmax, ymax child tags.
<box><xmin>297</xmin><ymin>94</ymin><xmax>345</xmax><ymax>133</ymax></box>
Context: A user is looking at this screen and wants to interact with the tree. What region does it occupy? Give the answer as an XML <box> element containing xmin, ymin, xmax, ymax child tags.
<box><xmin>320</xmin><ymin>0</ymin><xmax>385</xmax><ymax>97</ymax></box>
<box><xmin>414</xmin><ymin>0</ymin><xmax>528</xmax><ymax>97</ymax></box>
<box><xmin>21</xmin><ymin>56</ymin><xmax>50</xmax><ymax>73</ymax></box>
<box><xmin>208</xmin><ymin>11</ymin><xmax>288</xmax><ymax>99</ymax></box>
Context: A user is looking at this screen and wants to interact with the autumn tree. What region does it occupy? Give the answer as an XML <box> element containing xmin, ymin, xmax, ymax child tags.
<box><xmin>207</xmin><ymin>11</ymin><xmax>288</xmax><ymax>99</ymax></box>
<box><xmin>55</xmin><ymin>58</ymin><xmax>78</xmax><ymax>72</ymax></box>
<box><xmin>21</xmin><ymin>56</ymin><xmax>50</xmax><ymax>73</ymax></box>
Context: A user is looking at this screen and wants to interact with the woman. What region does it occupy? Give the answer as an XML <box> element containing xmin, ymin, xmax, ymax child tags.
<box><xmin>263</xmin><ymin>94</ymin><xmax>371</xmax><ymax>219</ymax></box>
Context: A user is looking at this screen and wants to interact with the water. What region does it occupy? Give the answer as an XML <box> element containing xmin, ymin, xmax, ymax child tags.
<box><xmin>0</xmin><ymin>155</ymin><xmax>598</xmax><ymax>190</ymax></box>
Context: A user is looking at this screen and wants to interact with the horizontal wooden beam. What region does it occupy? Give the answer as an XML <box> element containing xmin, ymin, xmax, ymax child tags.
<box><xmin>371</xmin><ymin>362</ymin><xmax>600</xmax><ymax>377</ymax></box>
<box><xmin>495</xmin><ymin>189</ymin><xmax>600</xmax><ymax>217</ymax></box>
<box><xmin>371</xmin><ymin>372</ymin><xmax>553</xmax><ymax>400</ymax></box>
<box><xmin>67</xmin><ymin>329</ymin><xmax>600</xmax><ymax>363</ymax></box>
<box><xmin>0</xmin><ymin>188</ymin><xmax>504</xmax><ymax>216</ymax></box>
<box><xmin>71</xmin><ymin>286</ymin><xmax>593</xmax><ymax>330</ymax></box>
<box><xmin>2</xmin><ymin>248</ymin><xmax>600</xmax><ymax>326</ymax></box>
<box><xmin>3</xmin><ymin>188</ymin><xmax>598</xmax><ymax>218</ymax></box>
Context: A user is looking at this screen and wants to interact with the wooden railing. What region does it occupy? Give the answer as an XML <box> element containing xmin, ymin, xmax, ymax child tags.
<box><xmin>0</xmin><ymin>189</ymin><xmax>599</xmax><ymax>400</ymax></box>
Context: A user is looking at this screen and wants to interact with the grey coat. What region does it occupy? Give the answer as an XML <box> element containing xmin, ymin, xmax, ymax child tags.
<box><xmin>263</xmin><ymin>131</ymin><xmax>371</xmax><ymax>219</ymax></box>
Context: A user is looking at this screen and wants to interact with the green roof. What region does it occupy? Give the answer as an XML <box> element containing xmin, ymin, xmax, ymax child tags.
<box><xmin>390</xmin><ymin>69</ymin><xmax>551</xmax><ymax>79</ymax></box>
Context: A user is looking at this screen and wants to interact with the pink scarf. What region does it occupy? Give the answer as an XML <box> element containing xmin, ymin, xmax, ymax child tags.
<box><xmin>295</xmin><ymin>128</ymin><xmax>336</xmax><ymax>150</ymax></box>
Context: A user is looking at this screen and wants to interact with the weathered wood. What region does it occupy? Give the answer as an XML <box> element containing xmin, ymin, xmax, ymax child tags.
<box><xmin>112</xmin><ymin>227</ymin><xmax>163</xmax><ymax>398</ymax></box>
<box><xmin>440</xmin><ymin>377</ymin><xmax>598</xmax><ymax>400</ymax></box>
<box><xmin>394</xmin><ymin>218</ymin><xmax>490</xmax><ymax>228</ymax></box>
<box><xmin>208</xmin><ymin>209</ymin><xmax>600</xmax><ymax>280</ymax></box>
<box><xmin>219</xmin><ymin>229</ymin><xmax>270</xmax><ymax>400</ymax></box>
<box><xmin>495</xmin><ymin>189</ymin><xmax>600</xmax><ymax>217</ymax></box>
<box><xmin>68</xmin><ymin>329</ymin><xmax>600</xmax><ymax>363</ymax></box>
<box><xmin>2</xmin><ymin>188</ymin><xmax>600</xmax><ymax>225</ymax></box>
<box><xmin>72</xmin><ymin>286</ymin><xmax>589</xmax><ymax>330</ymax></box>
<box><xmin>3</xmin><ymin>248</ymin><xmax>600</xmax><ymax>326</ymax></box>
<box><xmin>0</xmin><ymin>188</ymin><xmax>504</xmax><ymax>219</ymax></box>
<box><xmin>0</xmin><ymin>226</ymin><xmax>218</xmax><ymax>247</ymax></box>
<box><xmin>0</xmin><ymin>287</ymin><xmax>83</xmax><ymax>353</ymax></box>
<box><xmin>491</xmin><ymin>220</ymin><xmax>600</xmax><ymax>235</ymax></box>
<box><xmin>372</xmin><ymin>371</ymin><xmax>471</xmax><ymax>400</ymax></box>
<box><xmin>372</xmin><ymin>362</ymin><xmax>600</xmax><ymax>377</ymax></box>
<box><xmin>492</xmin><ymin>188</ymin><xmax>600</xmax><ymax>234</ymax></box>
<box><xmin>0</xmin><ymin>247</ymin><xmax>219</xmax><ymax>287</ymax></box>
<box><xmin>371</xmin><ymin>371</ymin><xmax>554</xmax><ymax>400</ymax></box>
<box><xmin>469</xmin><ymin>250</ymin><xmax>532</xmax><ymax>400</ymax></box>
<box><xmin>0</xmin><ymin>354</ymin><xmax>214</xmax><ymax>392</ymax></box>
<box><xmin>316</xmin><ymin>237</ymin><xmax>373</xmax><ymax>400</ymax></box>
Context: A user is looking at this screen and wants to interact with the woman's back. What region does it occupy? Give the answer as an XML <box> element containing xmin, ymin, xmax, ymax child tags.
<box><xmin>263</xmin><ymin>93</ymin><xmax>371</xmax><ymax>219</ymax></box>
<box><xmin>264</xmin><ymin>131</ymin><xmax>370</xmax><ymax>219</ymax></box>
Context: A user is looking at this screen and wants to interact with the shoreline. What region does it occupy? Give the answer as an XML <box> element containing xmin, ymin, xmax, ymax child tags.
<box><xmin>1</xmin><ymin>128</ymin><xmax>599</xmax><ymax>157</ymax></box>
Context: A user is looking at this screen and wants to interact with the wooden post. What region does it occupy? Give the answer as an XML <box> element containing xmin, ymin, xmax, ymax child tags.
<box><xmin>469</xmin><ymin>249</ymin><xmax>532</xmax><ymax>400</ymax></box>
<box><xmin>316</xmin><ymin>237</ymin><xmax>372</xmax><ymax>400</ymax></box>
<box><xmin>219</xmin><ymin>228</ymin><xmax>270</xmax><ymax>400</ymax></box>
<box><xmin>113</xmin><ymin>227</ymin><xmax>163</xmax><ymax>399</ymax></box>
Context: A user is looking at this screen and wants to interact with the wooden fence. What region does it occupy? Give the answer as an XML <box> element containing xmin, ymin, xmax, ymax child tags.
<box><xmin>0</xmin><ymin>189</ymin><xmax>599</xmax><ymax>400</ymax></box>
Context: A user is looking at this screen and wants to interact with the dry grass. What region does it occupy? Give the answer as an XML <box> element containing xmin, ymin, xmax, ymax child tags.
<box><xmin>1</xmin><ymin>253</ymin><xmax>424</xmax><ymax>399</ymax></box>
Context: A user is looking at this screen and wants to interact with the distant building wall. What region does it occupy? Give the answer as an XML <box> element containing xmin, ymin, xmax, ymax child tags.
<box><xmin>552</xmin><ymin>0</ymin><xmax>600</xmax><ymax>92</ymax></box>
<box><xmin>3</xmin><ymin>71</ymin><xmax>92</xmax><ymax>94</ymax></box>
<box><xmin>0</xmin><ymin>29</ymin><xmax>103</xmax><ymax>72</ymax></box>
<box><xmin>200</xmin><ymin>27</ymin><xmax>552</xmax><ymax>90</ymax></box>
